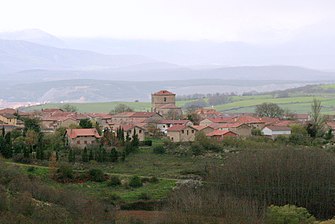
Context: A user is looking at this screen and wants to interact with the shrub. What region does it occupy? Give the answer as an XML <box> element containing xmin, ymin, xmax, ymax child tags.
<box><xmin>265</xmin><ymin>205</ymin><xmax>315</xmax><ymax>224</ymax></box>
<box><xmin>57</xmin><ymin>165</ymin><xmax>74</xmax><ymax>179</ymax></box>
<box><xmin>149</xmin><ymin>176</ymin><xmax>159</xmax><ymax>183</ymax></box>
<box><xmin>89</xmin><ymin>169</ymin><xmax>105</xmax><ymax>182</ymax></box>
<box><xmin>129</xmin><ymin>175</ymin><xmax>143</xmax><ymax>188</ymax></box>
<box><xmin>27</xmin><ymin>166</ymin><xmax>36</xmax><ymax>172</ymax></box>
<box><xmin>108</xmin><ymin>176</ymin><xmax>121</xmax><ymax>186</ymax></box>
<box><xmin>152</xmin><ymin>145</ymin><xmax>166</xmax><ymax>154</ymax></box>
<box><xmin>109</xmin><ymin>193</ymin><xmax>121</xmax><ymax>201</ymax></box>
<box><xmin>138</xmin><ymin>192</ymin><xmax>151</xmax><ymax>200</ymax></box>
<box><xmin>143</xmin><ymin>140</ymin><xmax>152</xmax><ymax>146</ymax></box>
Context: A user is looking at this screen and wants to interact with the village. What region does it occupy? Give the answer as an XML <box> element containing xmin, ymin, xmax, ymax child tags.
<box><xmin>1</xmin><ymin>89</ymin><xmax>334</xmax><ymax>149</ymax></box>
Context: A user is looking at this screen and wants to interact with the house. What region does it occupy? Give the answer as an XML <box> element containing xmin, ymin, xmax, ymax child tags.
<box><xmin>167</xmin><ymin>125</ymin><xmax>198</xmax><ymax>142</ymax></box>
<box><xmin>0</xmin><ymin>113</ymin><xmax>17</xmax><ymax>125</ymax></box>
<box><xmin>195</xmin><ymin>108</ymin><xmax>222</xmax><ymax>119</ymax></box>
<box><xmin>119</xmin><ymin>125</ymin><xmax>146</xmax><ymax>141</ymax></box>
<box><xmin>199</xmin><ymin>117</ymin><xmax>234</xmax><ymax>126</ymax></box>
<box><xmin>41</xmin><ymin>116</ymin><xmax>79</xmax><ymax>133</ymax></box>
<box><xmin>232</xmin><ymin>116</ymin><xmax>266</xmax><ymax>129</ymax></box>
<box><xmin>192</xmin><ymin>125</ymin><xmax>215</xmax><ymax>135</ymax></box>
<box><xmin>213</xmin><ymin>123</ymin><xmax>252</xmax><ymax>137</ymax></box>
<box><xmin>292</xmin><ymin>114</ymin><xmax>310</xmax><ymax>123</ymax></box>
<box><xmin>157</xmin><ymin>120</ymin><xmax>193</xmax><ymax>134</ymax></box>
<box><xmin>261</xmin><ymin>126</ymin><xmax>291</xmax><ymax>139</ymax></box>
<box><xmin>111</xmin><ymin>112</ymin><xmax>162</xmax><ymax>125</ymax></box>
<box><xmin>151</xmin><ymin>90</ymin><xmax>183</xmax><ymax>118</ymax></box>
<box><xmin>206</xmin><ymin>130</ymin><xmax>238</xmax><ymax>141</ymax></box>
<box><xmin>65</xmin><ymin>128</ymin><xmax>101</xmax><ymax>149</ymax></box>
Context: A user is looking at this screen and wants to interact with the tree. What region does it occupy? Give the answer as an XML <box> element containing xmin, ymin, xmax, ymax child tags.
<box><xmin>79</xmin><ymin>118</ymin><xmax>93</xmax><ymax>128</ymax></box>
<box><xmin>131</xmin><ymin>129</ymin><xmax>139</xmax><ymax>148</ymax></box>
<box><xmin>308</xmin><ymin>98</ymin><xmax>326</xmax><ymax>138</ymax></box>
<box><xmin>23</xmin><ymin>117</ymin><xmax>41</xmax><ymax>134</ymax></box>
<box><xmin>61</xmin><ymin>104</ymin><xmax>78</xmax><ymax>112</ymax></box>
<box><xmin>82</xmin><ymin>147</ymin><xmax>89</xmax><ymax>162</ymax></box>
<box><xmin>265</xmin><ymin>205</ymin><xmax>315</xmax><ymax>224</ymax></box>
<box><xmin>25</xmin><ymin>130</ymin><xmax>38</xmax><ymax>153</ymax></box>
<box><xmin>68</xmin><ymin>149</ymin><xmax>75</xmax><ymax>163</ymax></box>
<box><xmin>255</xmin><ymin>103</ymin><xmax>284</xmax><ymax>118</ymax></box>
<box><xmin>110</xmin><ymin>104</ymin><xmax>133</xmax><ymax>114</ymax></box>
<box><xmin>89</xmin><ymin>148</ymin><xmax>94</xmax><ymax>161</ymax></box>
<box><xmin>109</xmin><ymin>148</ymin><xmax>118</xmax><ymax>162</ymax></box>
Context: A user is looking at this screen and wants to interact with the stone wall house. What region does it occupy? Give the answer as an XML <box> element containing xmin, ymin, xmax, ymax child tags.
<box><xmin>192</xmin><ymin>125</ymin><xmax>215</xmax><ymax>135</ymax></box>
<box><xmin>0</xmin><ymin>113</ymin><xmax>17</xmax><ymax>125</ymax></box>
<box><xmin>65</xmin><ymin>128</ymin><xmax>101</xmax><ymax>149</ymax></box>
<box><xmin>157</xmin><ymin>120</ymin><xmax>193</xmax><ymax>134</ymax></box>
<box><xmin>213</xmin><ymin>123</ymin><xmax>252</xmax><ymax>137</ymax></box>
<box><xmin>206</xmin><ymin>130</ymin><xmax>238</xmax><ymax>141</ymax></box>
<box><xmin>167</xmin><ymin>125</ymin><xmax>198</xmax><ymax>142</ymax></box>
<box><xmin>119</xmin><ymin>125</ymin><xmax>146</xmax><ymax>141</ymax></box>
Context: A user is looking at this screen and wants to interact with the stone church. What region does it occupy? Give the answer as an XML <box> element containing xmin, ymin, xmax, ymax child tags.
<box><xmin>151</xmin><ymin>90</ymin><xmax>183</xmax><ymax>118</ymax></box>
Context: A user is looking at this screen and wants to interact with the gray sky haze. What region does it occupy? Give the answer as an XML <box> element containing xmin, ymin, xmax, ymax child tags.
<box><xmin>0</xmin><ymin>0</ymin><xmax>334</xmax><ymax>44</ymax></box>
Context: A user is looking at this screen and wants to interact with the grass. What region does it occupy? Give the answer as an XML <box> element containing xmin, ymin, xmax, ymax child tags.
<box><xmin>64</xmin><ymin>179</ymin><xmax>176</xmax><ymax>202</ymax></box>
<box><xmin>9</xmin><ymin>146</ymin><xmax>222</xmax><ymax>204</ymax></box>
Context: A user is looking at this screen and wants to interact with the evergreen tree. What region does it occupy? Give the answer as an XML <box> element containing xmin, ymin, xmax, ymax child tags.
<box><xmin>68</xmin><ymin>149</ymin><xmax>75</xmax><ymax>163</ymax></box>
<box><xmin>101</xmin><ymin>147</ymin><xmax>107</xmax><ymax>162</ymax></box>
<box><xmin>82</xmin><ymin>147</ymin><xmax>89</xmax><ymax>162</ymax></box>
<box><xmin>1</xmin><ymin>125</ymin><xmax>5</xmax><ymax>137</ymax></box>
<box><xmin>110</xmin><ymin>148</ymin><xmax>118</xmax><ymax>162</ymax></box>
<box><xmin>89</xmin><ymin>148</ymin><xmax>94</xmax><ymax>161</ymax></box>
<box><xmin>131</xmin><ymin>129</ymin><xmax>140</xmax><ymax>148</ymax></box>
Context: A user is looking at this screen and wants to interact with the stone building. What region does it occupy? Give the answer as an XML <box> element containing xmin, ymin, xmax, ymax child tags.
<box><xmin>65</xmin><ymin>128</ymin><xmax>101</xmax><ymax>149</ymax></box>
<box><xmin>151</xmin><ymin>90</ymin><xmax>182</xmax><ymax>118</ymax></box>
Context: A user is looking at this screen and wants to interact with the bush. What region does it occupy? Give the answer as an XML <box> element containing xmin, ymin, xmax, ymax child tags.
<box><xmin>265</xmin><ymin>205</ymin><xmax>315</xmax><ymax>224</ymax></box>
<box><xmin>57</xmin><ymin>165</ymin><xmax>74</xmax><ymax>179</ymax></box>
<box><xmin>152</xmin><ymin>145</ymin><xmax>166</xmax><ymax>154</ymax></box>
<box><xmin>89</xmin><ymin>169</ymin><xmax>105</xmax><ymax>182</ymax></box>
<box><xmin>138</xmin><ymin>192</ymin><xmax>151</xmax><ymax>200</ymax></box>
<box><xmin>108</xmin><ymin>176</ymin><xmax>121</xmax><ymax>186</ymax></box>
<box><xmin>27</xmin><ymin>166</ymin><xmax>36</xmax><ymax>172</ymax></box>
<box><xmin>143</xmin><ymin>140</ymin><xmax>152</xmax><ymax>146</ymax></box>
<box><xmin>129</xmin><ymin>176</ymin><xmax>143</xmax><ymax>188</ymax></box>
<box><xmin>149</xmin><ymin>176</ymin><xmax>159</xmax><ymax>183</ymax></box>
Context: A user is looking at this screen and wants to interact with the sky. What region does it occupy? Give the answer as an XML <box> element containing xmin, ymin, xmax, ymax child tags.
<box><xmin>0</xmin><ymin>0</ymin><xmax>334</xmax><ymax>43</ymax></box>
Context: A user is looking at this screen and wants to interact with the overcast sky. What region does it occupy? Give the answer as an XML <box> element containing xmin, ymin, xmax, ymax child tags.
<box><xmin>0</xmin><ymin>0</ymin><xmax>334</xmax><ymax>43</ymax></box>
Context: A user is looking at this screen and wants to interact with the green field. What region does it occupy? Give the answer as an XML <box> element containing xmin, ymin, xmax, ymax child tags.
<box><xmin>24</xmin><ymin>84</ymin><xmax>335</xmax><ymax>114</ymax></box>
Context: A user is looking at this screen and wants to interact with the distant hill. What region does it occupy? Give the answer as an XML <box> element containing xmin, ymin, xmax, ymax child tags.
<box><xmin>0</xmin><ymin>39</ymin><xmax>156</xmax><ymax>74</ymax></box>
<box><xmin>0</xmin><ymin>79</ymin><xmax>320</xmax><ymax>103</ymax></box>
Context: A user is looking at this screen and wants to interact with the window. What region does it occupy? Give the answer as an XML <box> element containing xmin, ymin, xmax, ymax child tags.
<box><xmin>182</xmin><ymin>130</ymin><xmax>184</xmax><ymax>134</ymax></box>
<box><xmin>84</xmin><ymin>141</ymin><xmax>87</xmax><ymax>144</ymax></box>
<box><xmin>164</xmin><ymin>97</ymin><xmax>167</xmax><ymax>102</ymax></box>
<box><xmin>192</xmin><ymin>130</ymin><xmax>194</xmax><ymax>133</ymax></box>
<box><xmin>139</xmin><ymin>130</ymin><xmax>142</xmax><ymax>133</ymax></box>
<box><xmin>77</xmin><ymin>140</ymin><xmax>80</xmax><ymax>144</ymax></box>
<box><xmin>187</xmin><ymin>130</ymin><xmax>189</xmax><ymax>135</ymax></box>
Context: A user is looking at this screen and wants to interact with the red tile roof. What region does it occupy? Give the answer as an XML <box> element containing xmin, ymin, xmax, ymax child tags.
<box><xmin>153</xmin><ymin>90</ymin><xmax>175</xmax><ymax>96</ymax></box>
<box><xmin>0</xmin><ymin>108</ymin><xmax>16</xmax><ymax>115</ymax></box>
<box><xmin>206</xmin><ymin>130</ymin><xmax>238</xmax><ymax>137</ymax></box>
<box><xmin>167</xmin><ymin>125</ymin><xmax>196</xmax><ymax>132</ymax></box>
<box><xmin>159</xmin><ymin>120</ymin><xmax>191</xmax><ymax>125</ymax></box>
<box><xmin>119</xmin><ymin>124</ymin><xmax>145</xmax><ymax>131</ymax></box>
<box><xmin>192</xmin><ymin>125</ymin><xmax>214</xmax><ymax>131</ymax></box>
<box><xmin>207</xmin><ymin>117</ymin><xmax>234</xmax><ymax>123</ymax></box>
<box><xmin>233</xmin><ymin>116</ymin><xmax>265</xmax><ymax>124</ymax></box>
<box><xmin>215</xmin><ymin>123</ymin><xmax>245</xmax><ymax>128</ymax></box>
<box><xmin>66</xmin><ymin>128</ymin><xmax>101</xmax><ymax>139</ymax></box>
